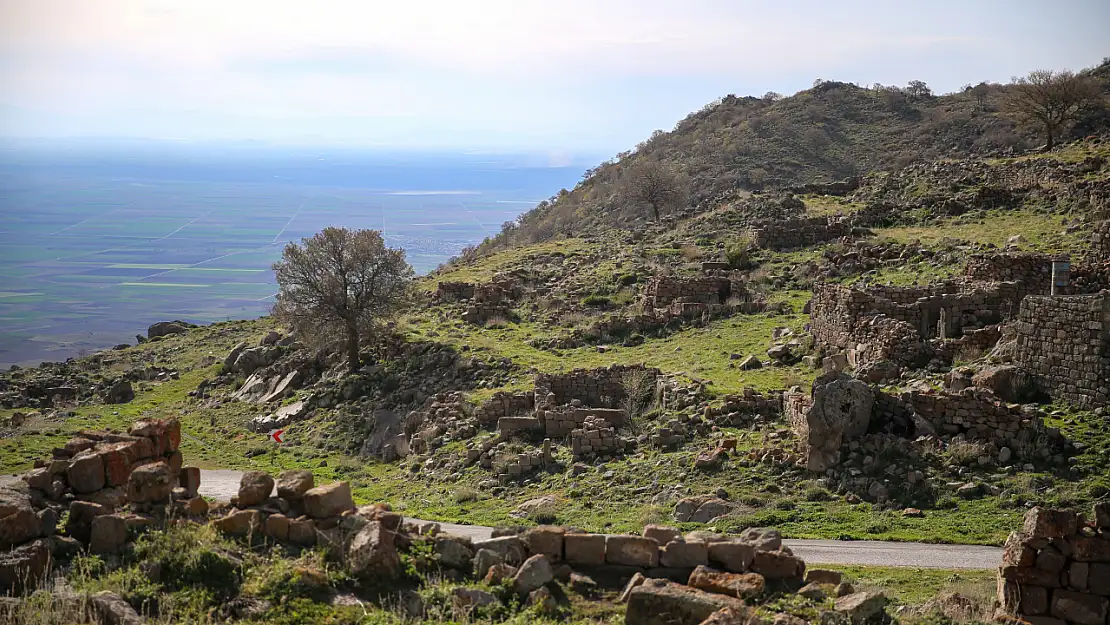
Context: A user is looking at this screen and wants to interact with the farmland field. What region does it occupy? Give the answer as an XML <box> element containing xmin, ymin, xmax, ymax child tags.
<box><xmin>0</xmin><ymin>141</ymin><xmax>587</xmax><ymax>366</ymax></box>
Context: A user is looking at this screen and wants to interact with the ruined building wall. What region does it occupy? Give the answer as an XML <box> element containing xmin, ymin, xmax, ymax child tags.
<box><xmin>749</xmin><ymin>216</ymin><xmax>854</xmax><ymax>250</ymax></box>
<box><xmin>534</xmin><ymin>365</ymin><xmax>659</xmax><ymax>409</ymax></box>
<box><xmin>1014</xmin><ymin>293</ymin><xmax>1110</xmax><ymax>408</ymax></box>
<box><xmin>964</xmin><ymin>253</ymin><xmax>1056</xmax><ymax>299</ymax></box>
<box><xmin>1093</xmin><ymin>221</ymin><xmax>1110</xmax><ymax>259</ymax></box>
<box><xmin>642</xmin><ymin>276</ymin><xmax>739</xmax><ymax>309</ymax></box>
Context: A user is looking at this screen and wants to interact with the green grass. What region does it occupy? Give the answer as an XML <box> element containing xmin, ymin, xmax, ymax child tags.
<box><xmin>820</xmin><ymin>565</ymin><xmax>996</xmax><ymax>605</ymax></box>
<box><xmin>875</xmin><ymin>209</ymin><xmax>1087</xmax><ymax>255</ymax></box>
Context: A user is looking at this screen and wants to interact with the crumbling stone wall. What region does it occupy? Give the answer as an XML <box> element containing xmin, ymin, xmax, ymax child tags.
<box><xmin>642</xmin><ymin>276</ymin><xmax>739</xmax><ymax>310</ymax></box>
<box><xmin>1013</xmin><ymin>293</ymin><xmax>1110</xmax><ymax>408</ymax></box>
<box><xmin>749</xmin><ymin>216</ymin><xmax>854</xmax><ymax>250</ymax></box>
<box><xmin>534</xmin><ymin>365</ymin><xmax>660</xmax><ymax>409</ymax></box>
<box><xmin>539</xmin><ymin>406</ymin><xmax>627</xmax><ymax>437</ymax></box>
<box><xmin>876</xmin><ymin>388</ymin><xmax>1038</xmax><ymax>445</ymax></box>
<box><xmin>964</xmin><ymin>253</ymin><xmax>1057</xmax><ymax>299</ymax></box>
<box><xmin>810</xmin><ymin>281</ymin><xmax>1024</xmax><ymax>367</ymax></box>
<box><xmin>997</xmin><ymin>506</ymin><xmax>1110</xmax><ymax>625</ymax></box>
<box><xmin>570</xmin><ymin>416</ymin><xmax>620</xmax><ymax>459</ymax></box>
<box><xmin>474</xmin><ymin>391</ymin><xmax>534</xmax><ymax>425</ymax></box>
<box><xmin>1092</xmin><ymin>220</ymin><xmax>1110</xmax><ymax>259</ymax></box>
<box><xmin>435</xmin><ymin>281</ymin><xmax>476</xmax><ymax>302</ymax></box>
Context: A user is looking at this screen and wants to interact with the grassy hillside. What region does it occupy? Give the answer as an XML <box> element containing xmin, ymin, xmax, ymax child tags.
<box><xmin>476</xmin><ymin>61</ymin><xmax>1110</xmax><ymax>253</ymax></box>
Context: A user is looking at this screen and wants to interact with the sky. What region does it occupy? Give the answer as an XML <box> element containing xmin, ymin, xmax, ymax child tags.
<box><xmin>1</xmin><ymin>0</ymin><xmax>1108</xmax><ymax>153</ymax></box>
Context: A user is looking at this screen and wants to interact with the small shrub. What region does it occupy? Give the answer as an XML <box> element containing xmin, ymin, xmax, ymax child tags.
<box><xmin>452</xmin><ymin>487</ymin><xmax>478</xmax><ymax>503</ymax></box>
<box><xmin>726</xmin><ymin>239</ymin><xmax>756</xmax><ymax>269</ymax></box>
<box><xmin>581</xmin><ymin>294</ymin><xmax>612</xmax><ymax>307</ymax></box>
<box><xmin>804</xmin><ymin>486</ymin><xmax>833</xmax><ymax>501</ymax></box>
<box><xmin>617</xmin><ymin>273</ymin><xmax>639</xmax><ymax>286</ymax></box>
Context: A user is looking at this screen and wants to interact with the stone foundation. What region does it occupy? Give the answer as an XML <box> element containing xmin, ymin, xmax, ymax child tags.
<box><xmin>750</xmin><ymin>216</ymin><xmax>855</xmax><ymax>250</ymax></box>
<box><xmin>535</xmin><ymin>365</ymin><xmax>660</xmax><ymax>410</ymax></box>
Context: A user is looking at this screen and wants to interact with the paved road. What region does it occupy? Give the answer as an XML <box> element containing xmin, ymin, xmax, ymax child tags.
<box><xmin>193</xmin><ymin>470</ymin><xmax>1002</xmax><ymax>569</ymax></box>
<box><xmin>2</xmin><ymin>470</ymin><xmax>1002</xmax><ymax>568</ymax></box>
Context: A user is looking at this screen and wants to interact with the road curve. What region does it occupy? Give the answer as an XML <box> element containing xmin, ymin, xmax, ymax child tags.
<box><xmin>194</xmin><ymin>469</ymin><xmax>1002</xmax><ymax>569</ymax></box>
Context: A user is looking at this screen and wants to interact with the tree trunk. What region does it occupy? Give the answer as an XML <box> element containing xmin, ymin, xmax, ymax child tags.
<box><xmin>650</xmin><ymin>202</ymin><xmax>660</xmax><ymax>220</ymax></box>
<box><xmin>1044</xmin><ymin>125</ymin><xmax>1055</xmax><ymax>151</ymax></box>
<box><xmin>346</xmin><ymin>324</ymin><xmax>360</xmax><ymax>372</ymax></box>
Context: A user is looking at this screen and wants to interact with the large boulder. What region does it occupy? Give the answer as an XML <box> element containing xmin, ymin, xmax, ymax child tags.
<box><xmin>103</xmin><ymin>379</ymin><xmax>135</xmax><ymax>404</ymax></box>
<box><xmin>971</xmin><ymin>365</ymin><xmax>1033</xmax><ymax>403</ymax></box>
<box><xmin>147</xmin><ymin>321</ymin><xmax>190</xmax><ymax>339</ymax></box>
<box><xmin>303</xmin><ymin>482</ymin><xmax>354</xmax><ymax>519</ymax></box>
<box><xmin>277</xmin><ymin>470</ymin><xmax>314</xmax><ymax>502</ymax></box>
<box><xmin>65</xmin><ymin>501</ymin><xmax>108</xmax><ymax>543</ymax></box>
<box><xmin>0</xmin><ymin>540</ymin><xmax>50</xmax><ymax>594</ymax></box>
<box><xmin>835</xmin><ymin>591</ymin><xmax>888</xmax><ymax>623</ymax></box>
<box><xmin>89</xmin><ymin>515</ymin><xmax>128</xmax><ymax>554</ymax></box>
<box><xmin>687</xmin><ymin>565</ymin><xmax>765</xmax><ymax>599</ymax></box>
<box><xmin>347</xmin><ymin>521</ymin><xmax>399</xmax><ymax>579</ymax></box>
<box><xmin>90</xmin><ymin>590</ymin><xmax>145</xmax><ymax>625</ymax></box>
<box><xmin>674</xmin><ymin>496</ymin><xmax>733</xmax><ymax>524</ymax></box>
<box><xmin>0</xmin><ymin>486</ymin><xmax>40</xmax><ymax>549</ymax></box>
<box><xmin>606</xmin><ymin>535</ymin><xmax>660</xmax><ymax>567</ymax></box>
<box><xmin>126</xmin><ymin>461</ymin><xmax>172</xmax><ymax>504</ymax></box>
<box><xmin>788</xmin><ymin>373</ymin><xmax>873</xmax><ymax>472</ymax></box>
<box><xmin>237</xmin><ymin>471</ymin><xmax>274</xmax><ymax>507</ymax></box>
<box><xmin>625</xmin><ymin>579</ymin><xmax>751</xmax><ymax>625</ymax></box>
<box><xmin>67</xmin><ymin>451</ymin><xmax>106</xmax><ymax>494</ymax></box>
<box><xmin>214</xmin><ymin>509</ymin><xmax>263</xmax><ymax>537</ymax></box>
<box><xmin>512</xmin><ymin>554</ymin><xmax>554</xmax><ymax>594</ymax></box>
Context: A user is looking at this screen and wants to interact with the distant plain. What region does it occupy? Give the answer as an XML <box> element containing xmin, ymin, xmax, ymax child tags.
<box><xmin>0</xmin><ymin>141</ymin><xmax>586</xmax><ymax>366</ymax></box>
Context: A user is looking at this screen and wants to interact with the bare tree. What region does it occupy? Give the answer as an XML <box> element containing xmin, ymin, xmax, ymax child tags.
<box><xmin>1004</xmin><ymin>69</ymin><xmax>1104</xmax><ymax>151</ymax></box>
<box><xmin>619</xmin><ymin>161</ymin><xmax>687</xmax><ymax>220</ymax></box>
<box><xmin>272</xmin><ymin>227</ymin><xmax>413</xmax><ymax>371</ymax></box>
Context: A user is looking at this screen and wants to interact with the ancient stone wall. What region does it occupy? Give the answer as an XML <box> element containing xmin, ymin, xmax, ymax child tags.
<box><xmin>964</xmin><ymin>253</ymin><xmax>1056</xmax><ymax>298</ymax></box>
<box><xmin>540</xmin><ymin>406</ymin><xmax>627</xmax><ymax>437</ymax></box>
<box><xmin>463</xmin><ymin>304</ymin><xmax>514</xmax><ymax>325</ymax></box>
<box><xmin>1092</xmin><ymin>221</ymin><xmax>1110</xmax><ymax>259</ymax></box>
<box><xmin>876</xmin><ymin>388</ymin><xmax>1038</xmax><ymax>446</ymax></box>
<box><xmin>570</xmin><ymin>416</ymin><xmax>620</xmax><ymax>459</ymax></box>
<box><xmin>534</xmin><ymin>365</ymin><xmax>660</xmax><ymax>409</ymax></box>
<box><xmin>997</xmin><ymin>506</ymin><xmax>1110</xmax><ymax>625</ymax></box>
<box><xmin>474</xmin><ymin>391</ymin><xmax>534</xmax><ymax>425</ymax></box>
<box><xmin>1013</xmin><ymin>293</ymin><xmax>1110</xmax><ymax>408</ymax></box>
<box><xmin>435</xmin><ymin>281</ymin><xmax>476</xmax><ymax>302</ymax></box>
<box><xmin>642</xmin><ymin>276</ymin><xmax>741</xmax><ymax>310</ymax></box>
<box><xmin>749</xmin><ymin>216</ymin><xmax>854</xmax><ymax>250</ymax></box>
<box><xmin>810</xmin><ymin>281</ymin><xmax>1024</xmax><ymax>367</ymax></box>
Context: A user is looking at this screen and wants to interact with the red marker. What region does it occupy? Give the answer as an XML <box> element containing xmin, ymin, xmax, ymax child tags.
<box><xmin>268</xmin><ymin>429</ymin><xmax>285</xmax><ymax>444</ymax></box>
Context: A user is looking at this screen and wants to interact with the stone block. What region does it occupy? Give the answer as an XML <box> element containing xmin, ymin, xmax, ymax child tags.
<box><xmin>564</xmin><ymin>533</ymin><xmax>606</xmax><ymax>567</ymax></box>
<box><xmin>625</xmin><ymin>579</ymin><xmax>750</xmax><ymax>625</ymax></box>
<box><xmin>687</xmin><ymin>565</ymin><xmax>765</xmax><ymax>599</ymax></box>
<box><xmin>1024</xmin><ymin>508</ymin><xmax>1078</xmax><ymax>539</ymax></box>
<box><xmin>707</xmin><ymin>541</ymin><xmax>756</xmax><ymax>573</ymax></box>
<box><xmin>303</xmin><ymin>482</ymin><xmax>354</xmax><ymax>519</ymax></box>
<box><xmin>67</xmin><ymin>451</ymin><xmax>105</xmax><ymax>494</ymax></box>
<box><xmin>606</xmin><ymin>535</ymin><xmax>659</xmax><ymax>567</ymax></box>
<box><xmin>660</xmin><ymin>541</ymin><xmax>708</xmax><ymax>568</ymax></box>
<box><xmin>178</xmin><ymin>467</ymin><xmax>201</xmax><ymax>498</ymax></box>
<box><xmin>1050</xmin><ymin>590</ymin><xmax>1108</xmax><ymax>625</ymax></box>
<box><xmin>89</xmin><ymin>515</ymin><xmax>128</xmax><ymax>554</ymax></box>
<box><xmin>750</xmin><ymin>549</ymin><xmax>804</xmax><ymax>581</ymax></box>
<box><xmin>644</xmin><ymin>524</ymin><xmax>682</xmax><ymax>545</ymax></box>
<box><xmin>277</xmin><ymin>470</ymin><xmax>314</xmax><ymax>501</ymax></box>
<box><xmin>238</xmin><ymin>471</ymin><xmax>274</xmax><ymax>507</ymax></box>
<box><xmin>523</xmin><ymin>525</ymin><xmax>564</xmax><ymax>562</ymax></box>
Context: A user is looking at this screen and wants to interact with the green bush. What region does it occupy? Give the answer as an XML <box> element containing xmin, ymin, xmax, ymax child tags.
<box><xmin>581</xmin><ymin>294</ymin><xmax>612</xmax><ymax>307</ymax></box>
<box><xmin>617</xmin><ymin>273</ymin><xmax>639</xmax><ymax>286</ymax></box>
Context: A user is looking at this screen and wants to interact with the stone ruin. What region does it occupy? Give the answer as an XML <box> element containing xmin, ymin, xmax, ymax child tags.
<box><xmin>642</xmin><ymin>276</ymin><xmax>738</xmax><ymax>311</ymax></box>
<box><xmin>535</xmin><ymin>365</ymin><xmax>659</xmax><ymax>410</ymax></box>
<box><xmin>997</xmin><ymin>505</ymin><xmax>1110</xmax><ymax>625</ymax></box>
<box><xmin>810</xmin><ymin>280</ymin><xmax>1026</xmax><ymax>368</ymax></box>
<box><xmin>434</xmin><ymin>278</ymin><xmax>522</xmax><ymax>325</ymax></box>
<box><xmin>1013</xmin><ymin>293</ymin><xmax>1110</xmax><ymax>408</ymax></box>
<box><xmin>1</xmin><ymin>418</ymin><xmax>206</xmax><ymax>593</ymax></box>
<box><xmin>964</xmin><ymin>252</ymin><xmax>1061</xmax><ymax>299</ymax></box>
<box><xmin>748</xmin><ymin>215</ymin><xmax>856</xmax><ymax>250</ymax></box>
<box><xmin>1092</xmin><ymin>220</ymin><xmax>1110</xmax><ymax>259</ymax></box>
<box><xmin>570</xmin><ymin>415</ymin><xmax>620</xmax><ymax>459</ymax></box>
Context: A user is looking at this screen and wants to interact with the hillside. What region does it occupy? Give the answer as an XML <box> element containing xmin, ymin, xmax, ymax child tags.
<box><xmin>480</xmin><ymin>60</ymin><xmax>1110</xmax><ymax>252</ymax></box>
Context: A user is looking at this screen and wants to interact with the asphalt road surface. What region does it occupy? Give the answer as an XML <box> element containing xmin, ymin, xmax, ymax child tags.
<box><xmin>1</xmin><ymin>469</ymin><xmax>1003</xmax><ymax>569</ymax></box>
